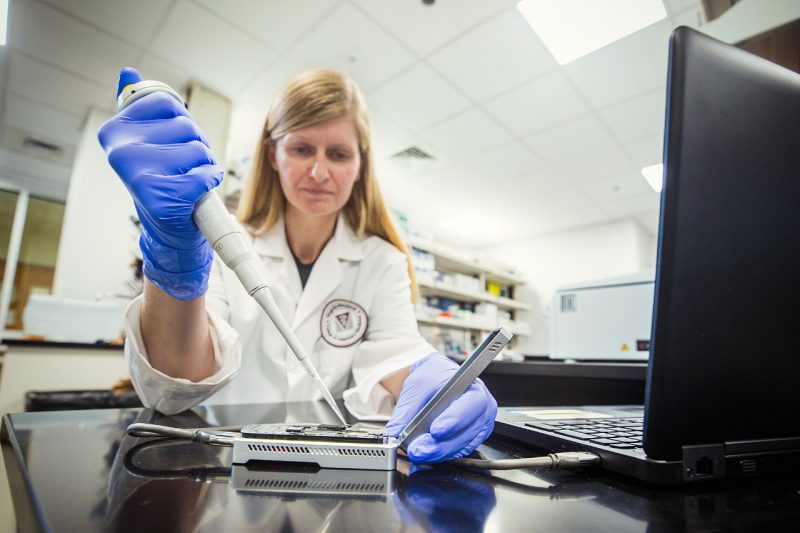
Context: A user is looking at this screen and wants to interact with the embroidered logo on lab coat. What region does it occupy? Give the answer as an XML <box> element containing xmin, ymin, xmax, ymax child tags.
<box><xmin>321</xmin><ymin>299</ymin><xmax>368</xmax><ymax>347</ymax></box>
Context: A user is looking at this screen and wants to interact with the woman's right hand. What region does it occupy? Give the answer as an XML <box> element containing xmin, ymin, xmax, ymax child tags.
<box><xmin>98</xmin><ymin>67</ymin><xmax>223</xmax><ymax>301</ymax></box>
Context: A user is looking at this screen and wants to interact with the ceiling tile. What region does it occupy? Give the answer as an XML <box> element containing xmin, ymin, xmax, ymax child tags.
<box><xmin>483</xmin><ymin>71</ymin><xmax>589</xmax><ymax>137</ymax></box>
<box><xmin>662</xmin><ymin>0</ymin><xmax>700</xmax><ymax>16</ymax></box>
<box><xmin>624</xmin><ymin>135</ymin><xmax>664</xmax><ymax>167</ymax></box>
<box><xmin>428</xmin><ymin>8</ymin><xmax>557</xmax><ymax>102</ymax></box>
<box><xmin>194</xmin><ymin>0</ymin><xmax>339</xmax><ymax>51</ymax></box>
<box><xmin>465</xmin><ymin>141</ymin><xmax>547</xmax><ymax>182</ymax></box>
<box><xmin>550</xmin><ymin>146</ymin><xmax>639</xmax><ymax>184</ymax></box>
<box><xmin>421</xmin><ymin>108</ymin><xmax>512</xmax><ymax>160</ymax></box>
<box><xmin>367</xmin><ymin>63</ymin><xmax>472</xmax><ymax>132</ymax></box>
<box><xmin>149</xmin><ymin>0</ymin><xmax>277</xmax><ymax>97</ymax></box>
<box><xmin>503</xmin><ymin>168</ymin><xmax>566</xmax><ymax>198</ymax></box>
<box><xmin>3</xmin><ymin>94</ymin><xmax>83</xmax><ymax>147</ymax></box>
<box><xmin>528</xmin><ymin>205</ymin><xmax>612</xmax><ymax>237</ymax></box>
<box><xmin>38</xmin><ymin>0</ymin><xmax>172</xmax><ymax>46</ymax></box>
<box><xmin>134</xmin><ymin>54</ymin><xmax>194</xmax><ymax>100</ymax></box>
<box><xmin>524</xmin><ymin>115</ymin><xmax>617</xmax><ymax>164</ymax></box>
<box><xmin>563</xmin><ymin>19</ymin><xmax>673</xmax><ymax>108</ymax></box>
<box><xmin>350</xmin><ymin>0</ymin><xmax>508</xmax><ymax>56</ymax></box>
<box><xmin>285</xmin><ymin>3</ymin><xmax>417</xmax><ymax>92</ymax></box>
<box><xmin>239</xmin><ymin>57</ymin><xmax>305</xmax><ymax>105</ymax></box>
<box><xmin>601</xmin><ymin>193</ymin><xmax>661</xmax><ymax>219</ymax></box>
<box><xmin>505</xmin><ymin>181</ymin><xmax>594</xmax><ymax>215</ymax></box>
<box><xmin>403</xmin><ymin>162</ymin><xmax>485</xmax><ymax>197</ymax></box>
<box><xmin>10</xmin><ymin>1</ymin><xmax>139</xmax><ymax>86</ymax></box>
<box><xmin>598</xmin><ymin>88</ymin><xmax>666</xmax><ymax>144</ymax></box>
<box><xmin>581</xmin><ymin>173</ymin><xmax>656</xmax><ymax>203</ymax></box>
<box><xmin>635</xmin><ymin>209</ymin><xmax>661</xmax><ymax>236</ymax></box>
<box><xmin>7</xmin><ymin>53</ymin><xmax>113</xmax><ymax>117</ymax></box>
<box><xmin>0</xmin><ymin>148</ymin><xmax>72</xmax><ymax>201</ymax></box>
<box><xmin>370</xmin><ymin>112</ymin><xmax>415</xmax><ymax>161</ymax></box>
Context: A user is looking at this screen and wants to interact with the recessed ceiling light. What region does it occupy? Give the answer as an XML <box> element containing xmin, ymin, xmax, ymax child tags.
<box><xmin>0</xmin><ymin>0</ymin><xmax>8</xmax><ymax>47</ymax></box>
<box><xmin>641</xmin><ymin>163</ymin><xmax>663</xmax><ymax>192</ymax></box>
<box><xmin>516</xmin><ymin>0</ymin><xmax>667</xmax><ymax>65</ymax></box>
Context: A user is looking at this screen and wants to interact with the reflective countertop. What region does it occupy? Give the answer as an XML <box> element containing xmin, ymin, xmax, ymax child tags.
<box><xmin>3</xmin><ymin>402</ymin><xmax>799</xmax><ymax>532</ymax></box>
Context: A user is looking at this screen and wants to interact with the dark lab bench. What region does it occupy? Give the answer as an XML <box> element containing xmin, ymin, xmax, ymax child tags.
<box><xmin>483</xmin><ymin>359</ymin><xmax>647</xmax><ymax>406</ymax></box>
<box><xmin>3</xmin><ymin>402</ymin><xmax>799</xmax><ymax>532</ymax></box>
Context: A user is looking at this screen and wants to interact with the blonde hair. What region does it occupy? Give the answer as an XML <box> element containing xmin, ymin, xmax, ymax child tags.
<box><xmin>237</xmin><ymin>69</ymin><xmax>418</xmax><ymax>302</ymax></box>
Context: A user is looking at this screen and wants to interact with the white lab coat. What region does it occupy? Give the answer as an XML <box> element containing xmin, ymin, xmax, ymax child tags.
<box><xmin>123</xmin><ymin>214</ymin><xmax>435</xmax><ymax>418</ymax></box>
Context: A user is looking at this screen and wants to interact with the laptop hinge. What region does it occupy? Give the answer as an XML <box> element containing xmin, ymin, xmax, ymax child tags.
<box><xmin>682</xmin><ymin>444</ymin><xmax>726</xmax><ymax>482</ymax></box>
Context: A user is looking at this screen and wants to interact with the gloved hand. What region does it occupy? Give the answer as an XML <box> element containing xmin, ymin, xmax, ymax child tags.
<box><xmin>385</xmin><ymin>353</ymin><xmax>498</xmax><ymax>463</ymax></box>
<box><xmin>395</xmin><ymin>465</ymin><xmax>497</xmax><ymax>532</ymax></box>
<box><xmin>98</xmin><ymin>67</ymin><xmax>222</xmax><ymax>300</ymax></box>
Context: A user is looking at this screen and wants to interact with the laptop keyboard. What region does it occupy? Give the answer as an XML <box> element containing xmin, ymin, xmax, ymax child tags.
<box><xmin>525</xmin><ymin>418</ymin><xmax>644</xmax><ymax>449</ymax></box>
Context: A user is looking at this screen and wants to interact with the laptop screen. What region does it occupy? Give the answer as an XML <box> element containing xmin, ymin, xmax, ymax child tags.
<box><xmin>643</xmin><ymin>27</ymin><xmax>800</xmax><ymax>460</ymax></box>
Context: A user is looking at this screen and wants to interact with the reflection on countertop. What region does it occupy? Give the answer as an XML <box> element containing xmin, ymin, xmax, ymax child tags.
<box><xmin>3</xmin><ymin>402</ymin><xmax>800</xmax><ymax>532</ymax></box>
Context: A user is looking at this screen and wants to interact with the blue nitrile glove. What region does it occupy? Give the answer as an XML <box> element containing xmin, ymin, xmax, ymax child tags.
<box><xmin>385</xmin><ymin>353</ymin><xmax>498</xmax><ymax>463</ymax></box>
<box><xmin>394</xmin><ymin>465</ymin><xmax>497</xmax><ymax>531</ymax></box>
<box><xmin>98</xmin><ymin>67</ymin><xmax>222</xmax><ymax>300</ymax></box>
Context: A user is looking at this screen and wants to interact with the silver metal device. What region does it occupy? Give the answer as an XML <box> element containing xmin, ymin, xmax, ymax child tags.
<box><xmin>232</xmin><ymin>424</ymin><xmax>398</xmax><ymax>470</ymax></box>
<box><xmin>398</xmin><ymin>327</ymin><xmax>513</xmax><ymax>448</ymax></box>
<box><xmin>230</xmin><ymin>327</ymin><xmax>513</xmax><ymax>470</ymax></box>
<box><xmin>230</xmin><ymin>464</ymin><xmax>397</xmax><ymax>498</ymax></box>
<box><xmin>116</xmin><ymin>79</ymin><xmax>346</xmax><ymax>426</ymax></box>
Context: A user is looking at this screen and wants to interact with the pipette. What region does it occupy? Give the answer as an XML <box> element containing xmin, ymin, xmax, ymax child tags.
<box><xmin>116</xmin><ymin>79</ymin><xmax>348</xmax><ymax>426</ymax></box>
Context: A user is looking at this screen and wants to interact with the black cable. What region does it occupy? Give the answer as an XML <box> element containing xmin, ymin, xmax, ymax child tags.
<box><xmin>126</xmin><ymin>423</ymin><xmax>239</xmax><ymax>446</ymax></box>
<box><xmin>122</xmin><ymin>437</ymin><xmax>231</xmax><ymax>481</ymax></box>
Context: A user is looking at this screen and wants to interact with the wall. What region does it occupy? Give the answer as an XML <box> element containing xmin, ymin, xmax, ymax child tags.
<box><xmin>52</xmin><ymin>108</ymin><xmax>139</xmax><ymax>300</ymax></box>
<box><xmin>484</xmin><ymin>219</ymin><xmax>656</xmax><ymax>354</ymax></box>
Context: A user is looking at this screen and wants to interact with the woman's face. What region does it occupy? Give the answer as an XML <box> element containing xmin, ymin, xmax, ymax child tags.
<box><xmin>270</xmin><ymin>115</ymin><xmax>362</xmax><ymax>219</ymax></box>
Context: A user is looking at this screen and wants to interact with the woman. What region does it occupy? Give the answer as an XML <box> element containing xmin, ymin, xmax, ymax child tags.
<box><xmin>99</xmin><ymin>67</ymin><xmax>496</xmax><ymax>463</ymax></box>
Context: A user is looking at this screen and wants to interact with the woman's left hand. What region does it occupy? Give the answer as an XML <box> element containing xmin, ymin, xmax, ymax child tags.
<box><xmin>385</xmin><ymin>353</ymin><xmax>498</xmax><ymax>463</ymax></box>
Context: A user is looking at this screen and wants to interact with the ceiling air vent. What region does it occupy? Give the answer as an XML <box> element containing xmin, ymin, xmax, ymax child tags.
<box><xmin>23</xmin><ymin>137</ymin><xmax>64</xmax><ymax>158</ymax></box>
<box><xmin>391</xmin><ymin>146</ymin><xmax>434</xmax><ymax>160</ymax></box>
<box><xmin>0</xmin><ymin>125</ymin><xmax>76</xmax><ymax>166</ymax></box>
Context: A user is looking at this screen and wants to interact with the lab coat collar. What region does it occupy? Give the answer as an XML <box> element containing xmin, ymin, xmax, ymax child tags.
<box><xmin>252</xmin><ymin>213</ymin><xmax>365</xmax><ymax>263</ymax></box>
<box><xmin>252</xmin><ymin>213</ymin><xmax>365</xmax><ymax>329</ymax></box>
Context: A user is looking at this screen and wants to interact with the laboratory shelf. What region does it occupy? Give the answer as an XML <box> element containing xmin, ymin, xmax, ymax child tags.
<box><xmin>417</xmin><ymin>281</ymin><xmax>531</xmax><ymax>311</ymax></box>
<box><xmin>407</xmin><ymin>238</ymin><xmax>526</xmax><ymax>285</ymax></box>
<box><xmin>415</xmin><ymin>313</ymin><xmax>531</xmax><ymax>337</ymax></box>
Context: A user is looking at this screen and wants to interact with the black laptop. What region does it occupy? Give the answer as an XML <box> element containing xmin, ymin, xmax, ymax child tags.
<box><xmin>494</xmin><ymin>26</ymin><xmax>800</xmax><ymax>484</ymax></box>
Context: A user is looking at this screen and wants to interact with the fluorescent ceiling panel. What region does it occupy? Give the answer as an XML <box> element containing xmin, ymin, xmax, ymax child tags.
<box><xmin>0</xmin><ymin>0</ymin><xmax>8</xmax><ymax>46</ymax></box>
<box><xmin>641</xmin><ymin>163</ymin><xmax>663</xmax><ymax>192</ymax></box>
<box><xmin>517</xmin><ymin>0</ymin><xmax>667</xmax><ymax>65</ymax></box>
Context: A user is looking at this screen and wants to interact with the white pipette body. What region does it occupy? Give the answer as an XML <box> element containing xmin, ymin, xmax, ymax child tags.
<box><xmin>117</xmin><ymin>80</ymin><xmax>347</xmax><ymax>426</ymax></box>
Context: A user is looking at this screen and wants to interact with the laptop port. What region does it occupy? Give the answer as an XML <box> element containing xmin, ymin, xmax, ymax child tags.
<box><xmin>682</xmin><ymin>444</ymin><xmax>726</xmax><ymax>482</ymax></box>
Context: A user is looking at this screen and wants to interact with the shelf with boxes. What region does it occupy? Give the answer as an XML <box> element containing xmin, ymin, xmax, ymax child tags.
<box><xmin>407</xmin><ymin>236</ymin><xmax>530</xmax><ymax>357</ymax></box>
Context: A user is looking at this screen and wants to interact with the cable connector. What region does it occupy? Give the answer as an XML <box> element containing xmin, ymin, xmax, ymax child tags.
<box><xmin>549</xmin><ymin>451</ymin><xmax>601</xmax><ymax>468</ymax></box>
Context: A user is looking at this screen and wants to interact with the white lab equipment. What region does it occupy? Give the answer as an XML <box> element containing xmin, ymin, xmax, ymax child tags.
<box><xmin>116</xmin><ymin>80</ymin><xmax>346</xmax><ymax>425</ymax></box>
<box><xmin>23</xmin><ymin>294</ymin><xmax>126</xmax><ymax>343</ymax></box>
<box><xmin>550</xmin><ymin>271</ymin><xmax>654</xmax><ymax>361</ymax></box>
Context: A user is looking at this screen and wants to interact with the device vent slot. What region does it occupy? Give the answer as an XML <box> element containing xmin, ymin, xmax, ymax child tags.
<box><xmin>560</xmin><ymin>293</ymin><xmax>576</xmax><ymax>313</ymax></box>
<box><xmin>247</xmin><ymin>444</ymin><xmax>314</xmax><ymax>454</ymax></box>
<box><xmin>335</xmin><ymin>482</ymin><xmax>383</xmax><ymax>492</ymax></box>
<box><xmin>336</xmin><ymin>448</ymin><xmax>385</xmax><ymax>456</ymax></box>
<box><xmin>243</xmin><ymin>478</ymin><xmax>386</xmax><ymax>493</ymax></box>
<box><xmin>245</xmin><ymin>479</ymin><xmax>311</xmax><ymax>489</ymax></box>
